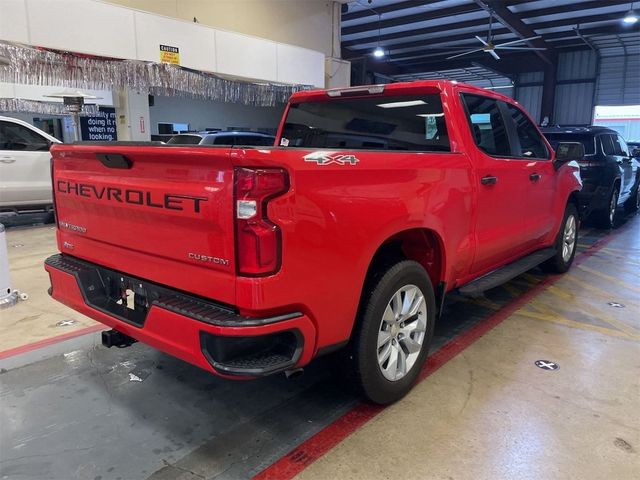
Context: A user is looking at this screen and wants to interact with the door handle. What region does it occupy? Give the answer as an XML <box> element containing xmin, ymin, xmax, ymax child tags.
<box><xmin>529</xmin><ymin>173</ymin><xmax>541</xmax><ymax>182</ymax></box>
<box><xmin>481</xmin><ymin>175</ymin><xmax>498</xmax><ymax>185</ymax></box>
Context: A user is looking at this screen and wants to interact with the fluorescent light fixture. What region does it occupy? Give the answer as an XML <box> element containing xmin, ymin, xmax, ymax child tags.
<box><xmin>377</xmin><ymin>100</ymin><xmax>426</xmax><ymax>109</ymax></box>
<box><xmin>373</xmin><ymin>46</ymin><xmax>385</xmax><ymax>57</ymax></box>
<box><xmin>623</xmin><ymin>9</ymin><xmax>638</xmax><ymax>23</ymax></box>
<box><xmin>416</xmin><ymin>113</ymin><xmax>445</xmax><ymax>117</ymax></box>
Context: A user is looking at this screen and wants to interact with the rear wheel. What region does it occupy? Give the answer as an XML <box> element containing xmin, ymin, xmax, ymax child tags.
<box><xmin>346</xmin><ymin>260</ymin><xmax>435</xmax><ymax>405</ymax></box>
<box><xmin>593</xmin><ymin>185</ymin><xmax>619</xmax><ymax>229</ymax></box>
<box><xmin>542</xmin><ymin>203</ymin><xmax>578</xmax><ymax>274</ymax></box>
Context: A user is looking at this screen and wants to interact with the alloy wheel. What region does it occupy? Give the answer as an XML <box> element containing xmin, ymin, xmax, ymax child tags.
<box><xmin>562</xmin><ymin>214</ymin><xmax>577</xmax><ymax>262</ymax></box>
<box><xmin>609</xmin><ymin>188</ymin><xmax>619</xmax><ymax>225</ymax></box>
<box><xmin>377</xmin><ymin>285</ymin><xmax>427</xmax><ymax>381</ymax></box>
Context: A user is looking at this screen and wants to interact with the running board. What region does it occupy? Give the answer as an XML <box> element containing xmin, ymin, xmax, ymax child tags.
<box><xmin>458</xmin><ymin>248</ymin><xmax>556</xmax><ymax>296</ymax></box>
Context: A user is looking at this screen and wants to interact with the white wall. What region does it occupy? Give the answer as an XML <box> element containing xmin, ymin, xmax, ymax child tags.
<box><xmin>1</xmin><ymin>0</ymin><xmax>325</xmax><ymax>87</ymax></box>
<box><xmin>148</xmin><ymin>95</ymin><xmax>286</xmax><ymax>135</ymax></box>
<box><xmin>107</xmin><ymin>0</ymin><xmax>340</xmax><ymax>58</ymax></box>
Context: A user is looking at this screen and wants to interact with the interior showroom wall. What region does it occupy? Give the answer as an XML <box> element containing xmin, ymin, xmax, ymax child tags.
<box><xmin>148</xmin><ymin>95</ymin><xmax>285</xmax><ymax>135</ymax></box>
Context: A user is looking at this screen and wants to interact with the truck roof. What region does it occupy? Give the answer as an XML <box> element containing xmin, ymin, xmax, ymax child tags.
<box><xmin>290</xmin><ymin>80</ymin><xmax>514</xmax><ymax>104</ymax></box>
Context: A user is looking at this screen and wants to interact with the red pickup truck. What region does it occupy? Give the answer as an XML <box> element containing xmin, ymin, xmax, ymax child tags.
<box><xmin>45</xmin><ymin>81</ymin><xmax>583</xmax><ymax>404</ymax></box>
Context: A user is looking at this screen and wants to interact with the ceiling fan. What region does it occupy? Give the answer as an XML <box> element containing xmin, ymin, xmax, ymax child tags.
<box><xmin>446</xmin><ymin>10</ymin><xmax>547</xmax><ymax>60</ymax></box>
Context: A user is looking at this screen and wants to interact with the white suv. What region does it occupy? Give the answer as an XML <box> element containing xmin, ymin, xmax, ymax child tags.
<box><xmin>0</xmin><ymin>116</ymin><xmax>61</xmax><ymax>214</ymax></box>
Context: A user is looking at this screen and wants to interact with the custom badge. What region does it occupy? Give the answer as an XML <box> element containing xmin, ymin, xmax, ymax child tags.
<box><xmin>303</xmin><ymin>151</ymin><xmax>359</xmax><ymax>166</ymax></box>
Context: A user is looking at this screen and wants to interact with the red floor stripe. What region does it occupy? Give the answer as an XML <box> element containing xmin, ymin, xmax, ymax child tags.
<box><xmin>253</xmin><ymin>223</ymin><xmax>633</xmax><ymax>480</ymax></box>
<box><xmin>0</xmin><ymin>324</ymin><xmax>104</xmax><ymax>360</ymax></box>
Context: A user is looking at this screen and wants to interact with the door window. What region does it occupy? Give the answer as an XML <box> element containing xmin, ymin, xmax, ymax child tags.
<box><xmin>614</xmin><ymin>135</ymin><xmax>630</xmax><ymax>156</ymax></box>
<box><xmin>601</xmin><ymin>134</ymin><xmax>616</xmax><ymax>155</ymax></box>
<box><xmin>0</xmin><ymin>121</ymin><xmax>50</xmax><ymax>151</ymax></box>
<box><xmin>506</xmin><ymin>104</ymin><xmax>550</xmax><ymax>159</ymax></box>
<box><xmin>461</xmin><ymin>94</ymin><xmax>511</xmax><ymax>157</ymax></box>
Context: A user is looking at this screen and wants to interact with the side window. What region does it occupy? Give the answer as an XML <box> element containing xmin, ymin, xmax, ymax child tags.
<box><xmin>601</xmin><ymin>134</ymin><xmax>616</xmax><ymax>155</ymax></box>
<box><xmin>461</xmin><ymin>94</ymin><xmax>511</xmax><ymax>157</ymax></box>
<box><xmin>506</xmin><ymin>104</ymin><xmax>550</xmax><ymax>159</ymax></box>
<box><xmin>0</xmin><ymin>121</ymin><xmax>50</xmax><ymax>151</ymax></box>
<box><xmin>614</xmin><ymin>135</ymin><xmax>630</xmax><ymax>156</ymax></box>
<box><xmin>213</xmin><ymin>136</ymin><xmax>233</xmax><ymax>145</ymax></box>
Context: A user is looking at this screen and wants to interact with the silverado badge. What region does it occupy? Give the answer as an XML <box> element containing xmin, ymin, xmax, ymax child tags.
<box><xmin>303</xmin><ymin>151</ymin><xmax>359</xmax><ymax>166</ymax></box>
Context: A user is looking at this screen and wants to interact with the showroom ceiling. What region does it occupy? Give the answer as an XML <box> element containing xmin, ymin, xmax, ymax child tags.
<box><xmin>342</xmin><ymin>0</ymin><xmax>640</xmax><ymax>78</ymax></box>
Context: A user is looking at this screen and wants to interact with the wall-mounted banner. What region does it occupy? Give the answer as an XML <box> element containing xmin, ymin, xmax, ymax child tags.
<box><xmin>160</xmin><ymin>44</ymin><xmax>180</xmax><ymax>65</ymax></box>
<box><xmin>80</xmin><ymin>107</ymin><xmax>117</xmax><ymax>141</ymax></box>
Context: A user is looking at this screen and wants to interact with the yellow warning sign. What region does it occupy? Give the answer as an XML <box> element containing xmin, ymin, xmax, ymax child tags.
<box><xmin>159</xmin><ymin>44</ymin><xmax>180</xmax><ymax>65</ymax></box>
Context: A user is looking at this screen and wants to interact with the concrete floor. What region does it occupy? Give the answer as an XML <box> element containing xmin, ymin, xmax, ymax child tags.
<box><xmin>0</xmin><ymin>215</ymin><xmax>638</xmax><ymax>480</ymax></box>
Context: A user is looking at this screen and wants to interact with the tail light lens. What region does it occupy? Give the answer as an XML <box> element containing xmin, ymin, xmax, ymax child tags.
<box><xmin>234</xmin><ymin>168</ymin><xmax>289</xmax><ymax>276</ymax></box>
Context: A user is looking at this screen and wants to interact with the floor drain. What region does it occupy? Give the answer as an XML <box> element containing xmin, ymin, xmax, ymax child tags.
<box><xmin>535</xmin><ymin>360</ymin><xmax>559</xmax><ymax>370</ymax></box>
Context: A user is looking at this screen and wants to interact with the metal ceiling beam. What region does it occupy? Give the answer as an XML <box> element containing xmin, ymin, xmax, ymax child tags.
<box><xmin>393</xmin><ymin>53</ymin><xmax>546</xmax><ymax>75</ymax></box>
<box><xmin>342</xmin><ymin>0</ymin><xmax>532</xmax><ymax>22</ymax></box>
<box><xmin>382</xmin><ymin>37</ymin><xmax>595</xmax><ymax>65</ymax></box>
<box><xmin>342</xmin><ymin>0</ymin><xmax>442</xmax><ymax>22</ymax></box>
<box><xmin>342</xmin><ymin>3</ymin><xmax>483</xmax><ymax>36</ymax></box>
<box><xmin>474</xmin><ymin>0</ymin><xmax>552</xmax><ymax>64</ymax></box>
<box><xmin>344</xmin><ymin>21</ymin><xmax>639</xmax><ymax>58</ymax></box>
<box><xmin>343</xmin><ymin>9</ymin><xmax>629</xmax><ymax>49</ymax></box>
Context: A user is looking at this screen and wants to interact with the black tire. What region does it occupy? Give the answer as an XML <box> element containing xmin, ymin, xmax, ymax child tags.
<box><xmin>593</xmin><ymin>185</ymin><xmax>619</xmax><ymax>229</ymax></box>
<box><xmin>541</xmin><ymin>203</ymin><xmax>579</xmax><ymax>274</ymax></box>
<box><xmin>624</xmin><ymin>183</ymin><xmax>640</xmax><ymax>214</ymax></box>
<box><xmin>345</xmin><ymin>260</ymin><xmax>436</xmax><ymax>405</ymax></box>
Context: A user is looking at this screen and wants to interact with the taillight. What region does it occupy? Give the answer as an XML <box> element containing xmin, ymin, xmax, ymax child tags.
<box><xmin>234</xmin><ymin>168</ymin><xmax>289</xmax><ymax>276</ymax></box>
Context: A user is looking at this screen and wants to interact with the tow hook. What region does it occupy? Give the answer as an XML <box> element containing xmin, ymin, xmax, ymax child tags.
<box><xmin>284</xmin><ymin>368</ymin><xmax>304</xmax><ymax>379</ymax></box>
<box><xmin>101</xmin><ymin>329</ymin><xmax>137</xmax><ymax>348</ymax></box>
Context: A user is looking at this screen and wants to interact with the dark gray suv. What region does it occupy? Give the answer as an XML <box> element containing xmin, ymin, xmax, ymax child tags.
<box><xmin>542</xmin><ymin>126</ymin><xmax>640</xmax><ymax>228</ymax></box>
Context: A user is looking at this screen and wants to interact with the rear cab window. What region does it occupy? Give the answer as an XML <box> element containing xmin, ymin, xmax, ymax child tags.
<box><xmin>280</xmin><ymin>94</ymin><xmax>450</xmax><ymax>152</ymax></box>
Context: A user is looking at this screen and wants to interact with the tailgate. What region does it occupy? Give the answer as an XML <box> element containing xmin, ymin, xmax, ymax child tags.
<box><xmin>51</xmin><ymin>143</ymin><xmax>236</xmax><ymax>304</ymax></box>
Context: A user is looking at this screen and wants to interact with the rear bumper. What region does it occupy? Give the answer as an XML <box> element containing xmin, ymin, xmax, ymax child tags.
<box><xmin>44</xmin><ymin>254</ymin><xmax>316</xmax><ymax>377</ymax></box>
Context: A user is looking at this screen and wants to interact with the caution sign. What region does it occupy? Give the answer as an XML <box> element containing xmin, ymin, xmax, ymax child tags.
<box><xmin>160</xmin><ymin>44</ymin><xmax>180</xmax><ymax>65</ymax></box>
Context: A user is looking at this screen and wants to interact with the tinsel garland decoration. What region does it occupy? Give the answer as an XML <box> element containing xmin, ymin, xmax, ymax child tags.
<box><xmin>0</xmin><ymin>98</ymin><xmax>99</xmax><ymax>116</ymax></box>
<box><xmin>0</xmin><ymin>42</ymin><xmax>312</xmax><ymax>107</ymax></box>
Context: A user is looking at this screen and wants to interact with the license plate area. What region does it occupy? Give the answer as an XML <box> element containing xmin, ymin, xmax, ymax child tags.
<box><xmin>77</xmin><ymin>269</ymin><xmax>152</xmax><ymax>327</ymax></box>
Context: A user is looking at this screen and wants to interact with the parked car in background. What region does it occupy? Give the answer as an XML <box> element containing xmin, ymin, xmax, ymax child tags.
<box><xmin>167</xmin><ymin>131</ymin><xmax>275</xmax><ymax>146</ymax></box>
<box><xmin>628</xmin><ymin>141</ymin><xmax>640</xmax><ymax>157</ymax></box>
<box><xmin>542</xmin><ymin>126</ymin><xmax>640</xmax><ymax>228</ymax></box>
<box><xmin>0</xmin><ymin>116</ymin><xmax>61</xmax><ymax>215</ymax></box>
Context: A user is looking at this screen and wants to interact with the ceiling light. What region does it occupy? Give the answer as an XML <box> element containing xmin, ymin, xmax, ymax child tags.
<box><xmin>377</xmin><ymin>100</ymin><xmax>426</xmax><ymax>109</ymax></box>
<box><xmin>623</xmin><ymin>9</ymin><xmax>638</xmax><ymax>23</ymax></box>
<box><xmin>373</xmin><ymin>46</ymin><xmax>385</xmax><ymax>58</ymax></box>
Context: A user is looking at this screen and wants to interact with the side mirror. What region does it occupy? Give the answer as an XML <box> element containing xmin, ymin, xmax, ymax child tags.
<box><xmin>554</xmin><ymin>142</ymin><xmax>584</xmax><ymax>170</ymax></box>
<box><xmin>632</xmin><ymin>148</ymin><xmax>640</xmax><ymax>158</ymax></box>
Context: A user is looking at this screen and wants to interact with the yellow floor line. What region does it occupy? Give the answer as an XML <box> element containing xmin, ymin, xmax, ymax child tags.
<box><xmin>547</xmin><ymin>285</ymin><xmax>640</xmax><ymax>339</ymax></box>
<box><xmin>561</xmin><ymin>276</ymin><xmax>640</xmax><ymax>308</ymax></box>
<box><xmin>577</xmin><ymin>264</ymin><xmax>640</xmax><ymax>294</ymax></box>
<box><xmin>516</xmin><ymin>309</ymin><xmax>640</xmax><ymax>341</ymax></box>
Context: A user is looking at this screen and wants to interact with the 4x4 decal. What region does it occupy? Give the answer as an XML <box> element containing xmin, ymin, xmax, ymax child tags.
<box><xmin>303</xmin><ymin>151</ymin><xmax>359</xmax><ymax>166</ymax></box>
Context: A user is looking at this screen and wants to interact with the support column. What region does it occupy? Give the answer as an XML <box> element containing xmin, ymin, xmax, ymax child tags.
<box><xmin>325</xmin><ymin>1</ymin><xmax>350</xmax><ymax>88</ymax></box>
<box><xmin>540</xmin><ymin>55</ymin><xmax>557</xmax><ymax>125</ymax></box>
<box><xmin>114</xmin><ymin>88</ymin><xmax>151</xmax><ymax>141</ymax></box>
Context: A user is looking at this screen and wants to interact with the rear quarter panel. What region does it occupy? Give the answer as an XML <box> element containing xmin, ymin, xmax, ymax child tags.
<box><xmin>232</xmin><ymin>146</ymin><xmax>475</xmax><ymax>351</ymax></box>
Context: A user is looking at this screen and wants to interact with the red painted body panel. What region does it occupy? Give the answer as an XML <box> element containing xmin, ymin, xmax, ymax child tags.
<box><xmin>46</xmin><ymin>80</ymin><xmax>581</xmax><ymax>376</ymax></box>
